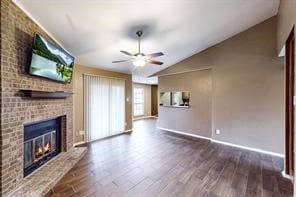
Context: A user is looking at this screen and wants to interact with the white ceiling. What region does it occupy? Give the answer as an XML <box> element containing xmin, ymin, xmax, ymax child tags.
<box><xmin>132</xmin><ymin>76</ymin><xmax>158</xmax><ymax>85</ymax></box>
<box><xmin>14</xmin><ymin>0</ymin><xmax>279</xmax><ymax>84</ymax></box>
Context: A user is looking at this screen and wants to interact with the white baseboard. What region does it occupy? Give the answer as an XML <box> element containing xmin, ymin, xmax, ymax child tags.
<box><xmin>211</xmin><ymin>139</ymin><xmax>284</xmax><ymax>158</ymax></box>
<box><xmin>157</xmin><ymin>127</ymin><xmax>284</xmax><ymax>158</ymax></box>
<box><xmin>281</xmin><ymin>171</ymin><xmax>294</xmax><ymax>180</ymax></box>
<box><xmin>133</xmin><ymin>116</ymin><xmax>158</xmax><ymax>121</ymax></box>
<box><xmin>157</xmin><ymin>127</ymin><xmax>211</xmax><ymax>140</ymax></box>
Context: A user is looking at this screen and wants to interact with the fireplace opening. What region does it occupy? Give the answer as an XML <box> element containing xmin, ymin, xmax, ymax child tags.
<box><xmin>24</xmin><ymin>117</ymin><xmax>62</xmax><ymax>177</ymax></box>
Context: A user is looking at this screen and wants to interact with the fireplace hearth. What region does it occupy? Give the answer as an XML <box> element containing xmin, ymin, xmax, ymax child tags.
<box><xmin>24</xmin><ymin>117</ymin><xmax>62</xmax><ymax>177</ymax></box>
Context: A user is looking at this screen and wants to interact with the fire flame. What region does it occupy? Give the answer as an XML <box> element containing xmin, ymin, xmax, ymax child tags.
<box><xmin>38</xmin><ymin>147</ymin><xmax>42</xmax><ymax>154</ymax></box>
<box><xmin>44</xmin><ymin>142</ymin><xmax>51</xmax><ymax>153</ymax></box>
<box><xmin>35</xmin><ymin>143</ymin><xmax>51</xmax><ymax>159</ymax></box>
<box><xmin>35</xmin><ymin>146</ymin><xmax>43</xmax><ymax>158</ymax></box>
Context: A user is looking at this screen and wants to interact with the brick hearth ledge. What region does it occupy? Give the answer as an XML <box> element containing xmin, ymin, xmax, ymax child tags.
<box><xmin>8</xmin><ymin>147</ymin><xmax>87</xmax><ymax>197</ymax></box>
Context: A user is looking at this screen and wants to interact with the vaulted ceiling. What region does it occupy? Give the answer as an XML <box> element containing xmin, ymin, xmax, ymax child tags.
<box><xmin>14</xmin><ymin>0</ymin><xmax>279</xmax><ymax>83</ymax></box>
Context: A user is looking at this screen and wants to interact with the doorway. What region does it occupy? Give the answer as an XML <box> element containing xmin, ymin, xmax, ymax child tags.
<box><xmin>151</xmin><ymin>85</ymin><xmax>158</xmax><ymax>117</ymax></box>
<box><xmin>285</xmin><ymin>27</ymin><xmax>295</xmax><ymax>176</ymax></box>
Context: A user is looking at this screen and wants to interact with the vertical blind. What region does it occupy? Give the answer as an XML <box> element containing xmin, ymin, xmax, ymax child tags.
<box><xmin>84</xmin><ymin>74</ymin><xmax>125</xmax><ymax>142</ymax></box>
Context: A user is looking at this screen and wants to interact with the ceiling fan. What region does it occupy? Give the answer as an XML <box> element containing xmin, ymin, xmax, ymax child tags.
<box><xmin>112</xmin><ymin>30</ymin><xmax>164</xmax><ymax>67</ymax></box>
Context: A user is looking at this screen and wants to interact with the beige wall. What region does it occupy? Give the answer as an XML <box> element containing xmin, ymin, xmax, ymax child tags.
<box><xmin>133</xmin><ymin>83</ymin><xmax>152</xmax><ymax>118</ymax></box>
<box><xmin>151</xmin><ymin>85</ymin><xmax>158</xmax><ymax>116</ymax></box>
<box><xmin>156</xmin><ymin>16</ymin><xmax>285</xmax><ymax>154</ymax></box>
<box><xmin>158</xmin><ymin>70</ymin><xmax>212</xmax><ymax>138</ymax></box>
<box><xmin>73</xmin><ymin>64</ymin><xmax>133</xmax><ymax>143</ymax></box>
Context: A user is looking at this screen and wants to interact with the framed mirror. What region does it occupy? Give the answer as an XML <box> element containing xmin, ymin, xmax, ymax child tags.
<box><xmin>160</xmin><ymin>92</ymin><xmax>171</xmax><ymax>106</ymax></box>
<box><xmin>159</xmin><ymin>91</ymin><xmax>190</xmax><ymax>108</ymax></box>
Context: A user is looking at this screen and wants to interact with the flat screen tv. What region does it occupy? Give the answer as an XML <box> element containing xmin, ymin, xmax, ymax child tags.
<box><xmin>29</xmin><ymin>33</ymin><xmax>74</xmax><ymax>83</ymax></box>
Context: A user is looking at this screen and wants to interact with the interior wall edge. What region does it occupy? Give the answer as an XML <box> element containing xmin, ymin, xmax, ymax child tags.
<box><xmin>155</xmin><ymin>67</ymin><xmax>211</xmax><ymax>77</ymax></box>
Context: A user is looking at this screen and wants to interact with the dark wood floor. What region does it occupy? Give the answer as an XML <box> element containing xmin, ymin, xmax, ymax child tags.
<box><xmin>47</xmin><ymin>119</ymin><xmax>293</xmax><ymax>197</ymax></box>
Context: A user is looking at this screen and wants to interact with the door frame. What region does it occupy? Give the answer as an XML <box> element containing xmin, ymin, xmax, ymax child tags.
<box><xmin>285</xmin><ymin>27</ymin><xmax>295</xmax><ymax>176</ymax></box>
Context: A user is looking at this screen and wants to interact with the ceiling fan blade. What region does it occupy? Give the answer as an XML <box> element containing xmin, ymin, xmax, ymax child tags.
<box><xmin>147</xmin><ymin>52</ymin><xmax>164</xmax><ymax>58</ymax></box>
<box><xmin>112</xmin><ymin>60</ymin><xmax>130</xmax><ymax>63</ymax></box>
<box><xmin>147</xmin><ymin>60</ymin><xmax>164</xmax><ymax>65</ymax></box>
<box><xmin>120</xmin><ymin>50</ymin><xmax>133</xmax><ymax>56</ymax></box>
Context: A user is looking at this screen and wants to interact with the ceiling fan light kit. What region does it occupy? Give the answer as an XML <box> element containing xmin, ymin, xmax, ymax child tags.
<box><xmin>112</xmin><ymin>30</ymin><xmax>164</xmax><ymax>67</ymax></box>
<box><xmin>133</xmin><ymin>58</ymin><xmax>146</xmax><ymax>67</ymax></box>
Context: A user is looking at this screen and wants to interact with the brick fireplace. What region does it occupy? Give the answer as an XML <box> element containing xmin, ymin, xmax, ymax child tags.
<box><xmin>1</xmin><ymin>0</ymin><xmax>74</xmax><ymax>195</ymax></box>
<box><xmin>23</xmin><ymin>117</ymin><xmax>64</xmax><ymax>177</ymax></box>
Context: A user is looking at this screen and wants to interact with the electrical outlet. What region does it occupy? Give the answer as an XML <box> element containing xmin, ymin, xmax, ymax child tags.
<box><xmin>215</xmin><ymin>129</ymin><xmax>221</xmax><ymax>135</ymax></box>
<box><xmin>125</xmin><ymin>122</ymin><xmax>127</xmax><ymax>126</ymax></box>
<box><xmin>79</xmin><ymin>130</ymin><xmax>84</xmax><ymax>135</ymax></box>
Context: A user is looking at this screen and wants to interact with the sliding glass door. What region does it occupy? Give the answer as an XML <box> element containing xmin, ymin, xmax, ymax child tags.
<box><xmin>84</xmin><ymin>75</ymin><xmax>125</xmax><ymax>142</ymax></box>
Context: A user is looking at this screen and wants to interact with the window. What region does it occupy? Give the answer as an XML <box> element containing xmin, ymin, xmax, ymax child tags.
<box><xmin>134</xmin><ymin>88</ymin><xmax>144</xmax><ymax>116</ymax></box>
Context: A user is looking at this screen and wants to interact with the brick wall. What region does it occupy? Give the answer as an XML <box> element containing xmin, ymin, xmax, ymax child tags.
<box><xmin>1</xmin><ymin>0</ymin><xmax>73</xmax><ymax>195</ymax></box>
